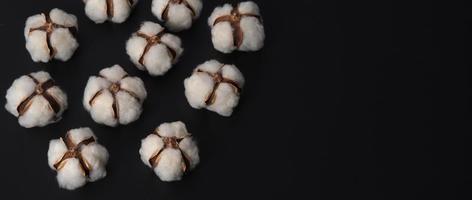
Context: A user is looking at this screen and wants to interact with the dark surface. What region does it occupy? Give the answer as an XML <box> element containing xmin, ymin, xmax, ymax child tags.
<box><xmin>0</xmin><ymin>0</ymin><xmax>469</xmax><ymax>199</ymax></box>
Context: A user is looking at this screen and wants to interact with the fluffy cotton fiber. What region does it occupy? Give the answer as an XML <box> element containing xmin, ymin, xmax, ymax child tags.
<box><xmin>5</xmin><ymin>71</ymin><xmax>68</xmax><ymax>128</ymax></box>
<box><xmin>126</xmin><ymin>21</ymin><xmax>183</xmax><ymax>76</ymax></box>
<box><xmin>184</xmin><ymin>60</ymin><xmax>244</xmax><ymax>117</ymax></box>
<box><xmin>152</xmin><ymin>0</ymin><xmax>202</xmax><ymax>32</ymax></box>
<box><xmin>83</xmin><ymin>64</ymin><xmax>147</xmax><ymax>127</ymax></box>
<box><xmin>48</xmin><ymin>127</ymin><xmax>109</xmax><ymax>190</ymax></box>
<box><xmin>83</xmin><ymin>0</ymin><xmax>138</xmax><ymax>23</ymax></box>
<box><xmin>24</xmin><ymin>8</ymin><xmax>78</xmax><ymax>62</ymax></box>
<box><xmin>208</xmin><ymin>1</ymin><xmax>265</xmax><ymax>53</ymax></box>
<box><xmin>139</xmin><ymin>121</ymin><xmax>199</xmax><ymax>181</ymax></box>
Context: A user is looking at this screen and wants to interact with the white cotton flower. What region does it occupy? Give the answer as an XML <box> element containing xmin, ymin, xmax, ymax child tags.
<box><xmin>184</xmin><ymin>60</ymin><xmax>244</xmax><ymax>117</ymax></box>
<box><xmin>152</xmin><ymin>0</ymin><xmax>202</xmax><ymax>32</ymax></box>
<box><xmin>126</xmin><ymin>21</ymin><xmax>183</xmax><ymax>76</ymax></box>
<box><xmin>47</xmin><ymin>127</ymin><xmax>109</xmax><ymax>190</ymax></box>
<box><xmin>24</xmin><ymin>8</ymin><xmax>78</xmax><ymax>62</ymax></box>
<box><xmin>139</xmin><ymin>121</ymin><xmax>199</xmax><ymax>181</ymax></box>
<box><xmin>208</xmin><ymin>1</ymin><xmax>265</xmax><ymax>53</ymax></box>
<box><xmin>5</xmin><ymin>71</ymin><xmax>68</xmax><ymax>128</ymax></box>
<box><xmin>83</xmin><ymin>64</ymin><xmax>147</xmax><ymax>127</ymax></box>
<box><xmin>83</xmin><ymin>0</ymin><xmax>138</xmax><ymax>23</ymax></box>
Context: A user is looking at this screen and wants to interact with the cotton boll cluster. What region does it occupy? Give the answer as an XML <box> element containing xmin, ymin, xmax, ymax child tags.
<box><xmin>152</xmin><ymin>0</ymin><xmax>202</xmax><ymax>31</ymax></box>
<box><xmin>184</xmin><ymin>60</ymin><xmax>244</xmax><ymax>117</ymax></box>
<box><xmin>208</xmin><ymin>1</ymin><xmax>265</xmax><ymax>53</ymax></box>
<box><xmin>5</xmin><ymin>71</ymin><xmax>68</xmax><ymax>128</ymax></box>
<box><xmin>83</xmin><ymin>0</ymin><xmax>138</xmax><ymax>23</ymax></box>
<box><xmin>139</xmin><ymin>121</ymin><xmax>199</xmax><ymax>181</ymax></box>
<box><xmin>126</xmin><ymin>21</ymin><xmax>183</xmax><ymax>76</ymax></box>
<box><xmin>48</xmin><ymin>127</ymin><xmax>109</xmax><ymax>190</ymax></box>
<box><xmin>24</xmin><ymin>8</ymin><xmax>78</xmax><ymax>62</ymax></box>
<box><xmin>83</xmin><ymin>65</ymin><xmax>147</xmax><ymax>127</ymax></box>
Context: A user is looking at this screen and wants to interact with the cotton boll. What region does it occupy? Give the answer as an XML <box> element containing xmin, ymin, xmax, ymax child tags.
<box><xmin>152</xmin><ymin>0</ymin><xmax>202</xmax><ymax>31</ymax></box>
<box><xmin>47</xmin><ymin>127</ymin><xmax>109</xmax><ymax>190</ymax></box>
<box><xmin>208</xmin><ymin>1</ymin><xmax>264</xmax><ymax>53</ymax></box>
<box><xmin>5</xmin><ymin>71</ymin><xmax>68</xmax><ymax>128</ymax></box>
<box><xmin>83</xmin><ymin>64</ymin><xmax>147</xmax><ymax>126</ymax></box>
<box><xmin>126</xmin><ymin>21</ymin><xmax>183</xmax><ymax>76</ymax></box>
<box><xmin>84</xmin><ymin>0</ymin><xmax>138</xmax><ymax>23</ymax></box>
<box><xmin>56</xmin><ymin>158</ymin><xmax>88</xmax><ymax>190</ymax></box>
<box><xmin>184</xmin><ymin>60</ymin><xmax>244</xmax><ymax>117</ymax></box>
<box><xmin>139</xmin><ymin>121</ymin><xmax>199</xmax><ymax>181</ymax></box>
<box><xmin>24</xmin><ymin>8</ymin><xmax>78</xmax><ymax>62</ymax></box>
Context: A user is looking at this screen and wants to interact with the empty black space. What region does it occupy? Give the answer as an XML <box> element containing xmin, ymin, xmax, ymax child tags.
<box><xmin>0</xmin><ymin>0</ymin><xmax>470</xmax><ymax>199</ymax></box>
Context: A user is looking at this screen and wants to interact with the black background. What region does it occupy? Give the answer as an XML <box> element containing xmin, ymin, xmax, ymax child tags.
<box><xmin>0</xmin><ymin>0</ymin><xmax>469</xmax><ymax>199</ymax></box>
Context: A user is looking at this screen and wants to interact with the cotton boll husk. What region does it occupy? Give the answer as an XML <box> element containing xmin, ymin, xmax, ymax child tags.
<box><xmin>208</xmin><ymin>2</ymin><xmax>264</xmax><ymax>53</ymax></box>
<box><xmin>139</xmin><ymin>121</ymin><xmax>199</xmax><ymax>181</ymax></box>
<box><xmin>184</xmin><ymin>60</ymin><xmax>244</xmax><ymax>116</ymax></box>
<box><xmin>24</xmin><ymin>9</ymin><xmax>78</xmax><ymax>62</ymax></box>
<box><xmin>56</xmin><ymin>158</ymin><xmax>88</xmax><ymax>190</ymax></box>
<box><xmin>126</xmin><ymin>21</ymin><xmax>183</xmax><ymax>76</ymax></box>
<box><xmin>83</xmin><ymin>65</ymin><xmax>146</xmax><ymax>126</ymax></box>
<box><xmin>47</xmin><ymin>127</ymin><xmax>109</xmax><ymax>190</ymax></box>
<box><xmin>152</xmin><ymin>0</ymin><xmax>202</xmax><ymax>31</ymax></box>
<box><xmin>84</xmin><ymin>0</ymin><xmax>137</xmax><ymax>23</ymax></box>
<box><xmin>5</xmin><ymin>71</ymin><xmax>68</xmax><ymax>128</ymax></box>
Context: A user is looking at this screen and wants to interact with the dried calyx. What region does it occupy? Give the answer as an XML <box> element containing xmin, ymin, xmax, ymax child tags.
<box><xmin>53</xmin><ymin>132</ymin><xmax>96</xmax><ymax>177</ymax></box>
<box><xmin>162</xmin><ymin>0</ymin><xmax>196</xmax><ymax>21</ymax></box>
<box><xmin>135</xmin><ymin>29</ymin><xmax>176</xmax><ymax>66</ymax></box>
<box><xmin>88</xmin><ymin>73</ymin><xmax>141</xmax><ymax>120</ymax></box>
<box><xmin>213</xmin><ymin>4</ymin><xmax>262</xmax><ymax>47</ymax></box>
<box><xmin>195</xmin><ymin>65</ymin><xmax>242</xmax><ymax>105</ymax></box>
<box><xmin>148</xmin><ymin>130</ymin><xmax>192</xmax><ymax>173</ymax></box>
<box><xmin>28</xmin><ymin>13</ymin><xmax>77</xmax><ymax>58</ymax></box>
<box><xmin>17</xmin><ymin>74</ymin><xmax>61</xmax><ymax>117</ymax></box>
